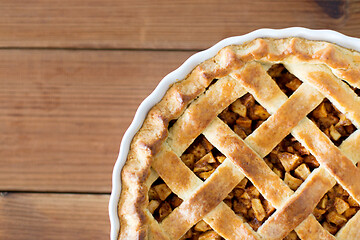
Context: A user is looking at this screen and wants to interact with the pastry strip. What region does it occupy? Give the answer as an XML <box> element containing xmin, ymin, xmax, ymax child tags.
<box><xmin>159</xmin><ymin>158</ymin><xmax>244</xmax><ymax>239</ymax></box>
<box><xmin>168</xmin><ymin>76</ymin><xmax>246</xmax><ymax>156</ymax></box>
<box><xmin>285</xmin><ymin>63</ymin><xmax>360</xmax><ymax>128</ymax></box>
<box><xmin>151</xmin><ymin>145</ymin><xmax>259</xmax><ymax>239</ymax></box>
<box><xmin>292</xmin><ymin>118</ymin><xmax>360</xmax><ymax>204</ymax></box>
<box><xmin>295</xmin><ymin>215</ymin><xmax>336</xmax><ymax>240</ymax></box>
<box><xmin>339</xmin><ymin>130</ymin><xmax>360</xmax><ymax>164</ymax></box>
<box><xmin>245</xmin><ymin>82</ymin><xmax>324</xmax><ymax>157</ymax></box>
<box><xmin>258</xmin><ymin>168</ymin><xmax>336</xmax><ymax>239</ymax></box>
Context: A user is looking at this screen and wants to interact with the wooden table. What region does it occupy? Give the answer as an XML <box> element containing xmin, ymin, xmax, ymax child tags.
<box><xmin>0</xmin><ymin>0</ymin><xmax>359</xmax><ymax>239</ymax></box>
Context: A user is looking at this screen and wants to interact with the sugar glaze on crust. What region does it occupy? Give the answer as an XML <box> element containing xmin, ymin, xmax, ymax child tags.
<box><xmin>118</xmin><ymin>38</ymin><xmax>360</xmax><ymax>240</ymax></box>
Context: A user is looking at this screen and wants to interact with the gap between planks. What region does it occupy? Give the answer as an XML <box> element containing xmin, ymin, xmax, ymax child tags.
<box><xmin>0</xmin><ymin>192</ymin><xmax>110</xmax><ymax>240</ymax></box>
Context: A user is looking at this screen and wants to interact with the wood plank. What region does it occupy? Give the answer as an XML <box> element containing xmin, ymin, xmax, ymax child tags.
<box><xmin>0</xmin><ymin>193</ymin><xmax>109</xmax><ymax>240</ymax></box>
<box><xmin>0</xmin><ymin>0</ymin><xmax>359</xmax><ymax>49</ymax></box>
<box><xmin>0</xmin><ymin>49</ymin><xmax>194</xmax><ymax>192</ymax></box>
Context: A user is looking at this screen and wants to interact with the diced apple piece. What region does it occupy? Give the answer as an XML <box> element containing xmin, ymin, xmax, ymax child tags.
<box><xmin>317</xmin><ymin>195</ymin><xmax>328</xmax><ymax>209</ymax></box>
<box><xmin>248</xmin><ymin>186</ymin><xmax>260</xmax><ymax>198</ymax></box>
<box><xmin>198</xmin><ymin>169</ymin><xmax>215</xmax><ymax>180</ymax></box>
<box><xmin>322</xmin><ymin>221</ymin><xmax>338</xmax><ymax>235</ymax></box>
<box><xmin>284</xmin><ymin>172</ymin><xmax>303</xmax><ymax>190</ymax></box>
<box><xmin>251</xmin><ymin>199</ymin><xmax>266</xmax><ymax>221</ymax></box>
<box><xmin>343</xmin><ymin>208</ymin><xmax>357</xmax><ymax>218</ymax></box>
<box><xmin>278</xmin><ymin>152</ymin><xmax>302</xmax><ymax>172</ymax></box>
<box><xmin>216</xmin><ymin>155</ymin><xmax>226</xmax><ymax>163</ymax></box>
<box><xmin>313</xmin><ymin>207</ymin><xmax>326</xmax><ymax>221</ymax></box>
<box><xmin>312</xmin><ymin>102</ymin><xmax>328</xmax><ymax>118</ymax></box>
<box><xmin>181</xmin><ymin>153</ymin><xmax>195</xmax><ymax>169</ymax></box>
<box><xmin>326</xmin><ymin>211</ymin><xmax>347</xmax><ymax>226</ymax></box>
<box><xmin>334</xmin><ymin>197</ymin><xmax>350</xmax><ymax>214</ymax></box>
<box><xmin>235</xmin><ymin>117</ymin><xmax>252</xmax><ymax>129</ymax></box>
<box><xmin>154</xmin><ymin>183</ymin><xmax>172</xmax><ymax>201</ymax></box>
<box><xmin>294</xmin><ymin>163</ymin><xmax>311</xmax><ymax>180</ymax></box>
<box><xmin>194</xmin><ymin>152</ymin><xmax>215</xmax><ymax>173</ymax></box>
<box><xmin>263</xmin><ymin>198</ymin><xmax>275</xmax><ymax>215</ymax></box>
<box><xmin>158</xmin><ymin>202</ymin><xmax>172</xmax><ymax>221</ymax></box>
<box><xmin>148</xmin><ymin>200</ymin><xmax>161</xmax><ymax>214</ymax></box>
<box><xmin>285</xmin><ymin>78</ymin><xmax>302</xmax><ymax>91</ymax></box>
<box><xmin>252</xmin><ymin>105</ymin><xmax>270</xmax><ymax>120</ymax></box>
<box><xmin>330</xmin><ymin>125</ymin><xmax>341</xmax><ymax>141</ymax></box>
<box><xmin>230</xmin><ymin>99</ymin><xmax>247</xmax><ymax>117</ymax></box>
<box><xmin>194</xmin><ymin>220</ymin><xmax>211</xmax><ymax>232</ymax></box>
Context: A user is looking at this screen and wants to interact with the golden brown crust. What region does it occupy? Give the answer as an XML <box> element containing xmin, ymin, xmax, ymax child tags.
<box><xmin>118</xmin><ymin>37</ymin><xmax>360</xmax><ymax>239</ymax></box>
<box><xmin>296</xmin><ymin>215</ymin><xmax>336</xmax><ymax>240</ymax></box>
<box><xmin>168</xmin><ymin>76</ymin><xmax>246</xmax><ymax>156</ymax></box>
<box><xmin>203</xmin><ymin>203</ymin><xmax>260</xmax><ymax>240</ymax></box>
<box><xmin>151</xmin><ymin>145</ymin><xmax>258</xmax><ymax>239</ymax></box>
<box><xmin>258</xmin><ymin>168</ymin><xmax>335</xmax><ymax>239</ymax></box>
<box><xmin>292</xmin><ymin>118</ymin><xmax>360</xmax><ymax>204</ymax></box>
<box><xmin>245</xmin><ymin>83</ymin><xmax>324</xmax><ymax>156</ymax></box>
<box><xmin>160</xmin><ymin>160</ymin><xmax>242</xmax><ymax>239</ymax></box>
<box><xmin>203</xmin><ymin>118</ymin><xmax>293</xmax><ymax>208</ymax></box>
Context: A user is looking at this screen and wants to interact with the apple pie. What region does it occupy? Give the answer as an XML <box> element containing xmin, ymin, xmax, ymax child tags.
<box><xmin>118</xmin><ymin>37</ymin><xmax>360</xmax><ymax>240</ymax></box>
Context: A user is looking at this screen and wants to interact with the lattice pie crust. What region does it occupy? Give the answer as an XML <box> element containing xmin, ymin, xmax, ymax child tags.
<box><xmin>118</xmin><ymin>38</ymin><xmax>360</xmax><ymax>240</ymax></box>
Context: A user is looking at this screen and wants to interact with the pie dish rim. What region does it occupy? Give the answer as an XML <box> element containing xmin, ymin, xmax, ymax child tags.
<box><xmin>108</xmin><ymin>27</ymin><xmax>360</xmax><ymax>240</ymax></box>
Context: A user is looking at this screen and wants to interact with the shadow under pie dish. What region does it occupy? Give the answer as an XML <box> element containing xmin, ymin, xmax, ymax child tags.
<box><xmin>112</xmin><ymin>29</ymin><xmax>360</xmax><ymax>240</ymax></box>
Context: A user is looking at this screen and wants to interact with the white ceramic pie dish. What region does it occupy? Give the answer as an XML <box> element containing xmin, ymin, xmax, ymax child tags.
<box><xmin>109</xmin><ymin>27</ymin><xmax>360</xmax><ymax>240</ymax></box>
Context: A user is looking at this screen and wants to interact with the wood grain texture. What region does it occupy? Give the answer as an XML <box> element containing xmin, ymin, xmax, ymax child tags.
<box><xmin>0</xmin><ymin>193</ymin><xmax>109</xmax><ymax>240</ymax></box>
<box><xmin>0</xmin><ymin>0</ymin><xmax>358</xmax><ymax>49</ymax></box>
<box><xmin>0</xmin><ymin>49</ymin><xmax>194</xmax><ymax>192</ymax></box>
